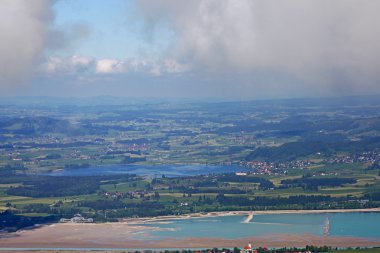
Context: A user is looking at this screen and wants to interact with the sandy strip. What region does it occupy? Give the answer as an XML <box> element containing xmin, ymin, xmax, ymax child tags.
<box><xmin>243</xmin><ymin>212</ymin><xmax>254</xmax><ymax>223</ymax></box>
<box><xmin>1</xmin><ymin>233</ymin><xmax>380</xmax><ymax>250</ymax></box>
<box><xmin>121</xmin><ymin>208</ymin><xmax>380</xmax><ymax>224</ymax></box>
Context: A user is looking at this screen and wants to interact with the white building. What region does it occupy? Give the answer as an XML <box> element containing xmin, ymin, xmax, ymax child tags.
<box><xmin>59</xmin><ymin>214</ymin><xmax>93</xmax><ymax>223</ymax></box>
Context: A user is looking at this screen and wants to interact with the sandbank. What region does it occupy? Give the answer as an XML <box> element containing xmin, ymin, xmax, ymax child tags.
<box><xmin>122</xmin><ymin>208</ymin><xmax>380</xmax><ymax>224</ymax></box>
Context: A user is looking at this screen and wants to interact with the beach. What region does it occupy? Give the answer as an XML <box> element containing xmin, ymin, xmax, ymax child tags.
<box><xmin>1</xmin><ymin>208</ymin><xmax>380</xmax><ymax>252</ymax></box>
<box><xmin>121</xmin><ymin>207</ymin><xmax>380</xmax><ymax>223</ymax></box>
<box><xmin>1</xmin><ymin>232</ymin><xmax>380</xmax><ymax>251</ymax></box>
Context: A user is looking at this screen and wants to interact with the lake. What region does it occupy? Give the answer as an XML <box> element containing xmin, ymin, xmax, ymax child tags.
<box><xmin>139</xmin><ymin>212</ymin><xmax>380</xmax><ymax>240</ymax></box>
<box><xmin>1</xmin><ymin>211</ymin><xmax>379</xmax><ymax>251</ymax></box>
<box><xmin>44</xmin><ymin>164</ymin><xmax>246</xmax><ymax>177</ymax></box>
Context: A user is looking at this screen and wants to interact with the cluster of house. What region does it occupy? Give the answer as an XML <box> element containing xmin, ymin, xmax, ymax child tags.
<box><xmin>59</xmin><ymin>214</ymin><xmax>93</xmax><ymax>223</ymax></box>
<box><xmin>103</xmin><ymin>190</ymin><xmax>148</xmax><ymax>199</ymax></box>
<box><xmin>324</xmin><ymin>151</ymin><xmax>380</xmax><ymax>164</ymax></box>
<box><xmin>234</xmin><ymin>150</ymin><xmax>379</xmax><ymax>177</ymax></box>
<box><xmin>104</xmin><ymin>191</ymin><xmax>125</xmax><ymax>198</ymax></box>
<box><xmin>238</xmin><ymin>160</ymin><xmax>313</xmax><ymax>175</ymax></box>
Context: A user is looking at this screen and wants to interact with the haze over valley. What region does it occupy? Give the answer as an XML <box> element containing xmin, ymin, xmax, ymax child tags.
<box><xmin>1</xmin><ymin>1</ymin><xmax>380</xmax><ymax>252</ymax></box>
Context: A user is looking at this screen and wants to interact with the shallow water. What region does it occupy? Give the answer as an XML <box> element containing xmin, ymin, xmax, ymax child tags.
<box><xmin>140</xmin><ymin>212</ymin><xmax>380</xmax><ymax>240</ymax></box>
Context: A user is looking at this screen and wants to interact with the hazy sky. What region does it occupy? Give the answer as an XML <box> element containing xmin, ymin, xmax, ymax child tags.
<box><xmin>1</xmin><ymin>0</ymin><xmax>380</xmax><ymax>99</ymax></box>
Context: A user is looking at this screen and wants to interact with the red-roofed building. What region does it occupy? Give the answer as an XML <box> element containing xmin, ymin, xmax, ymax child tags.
<box><xmin>241</xmin><ymin>242</ymin><xmax>253</xmax><ymax>253</ymax></box>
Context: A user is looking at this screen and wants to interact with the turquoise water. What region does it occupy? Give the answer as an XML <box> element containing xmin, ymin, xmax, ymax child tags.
<box><xmin>139</xmin><ymin>212</ymin><xmax>380</xmax><ymax>240</ymax></box>
<box><xmin>1</xmin><ymin>212</ymin><xmax>379</xmax><ymax>252</ymax></box>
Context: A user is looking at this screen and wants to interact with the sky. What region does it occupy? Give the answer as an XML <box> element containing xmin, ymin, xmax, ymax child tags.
<box><xmin>1</xmin><ymin>0</ymin><xmax>380</xmax><ymax>99</ymax></box>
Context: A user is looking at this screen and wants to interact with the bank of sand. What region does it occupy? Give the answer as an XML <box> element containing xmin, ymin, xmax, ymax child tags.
<box><xmin>1</xmin><ymin>208</ymin><xmax>380</xmax><ymax>252</ymax></box>
<box><xmin>1</xmin><ymin>233</ymin><xmax>380</xmax><ymax>252</ymax></box>
<box><xmin>122</xmin><ymin>207</ymin><xmax>380</xmax><ymax>223</ymax></box>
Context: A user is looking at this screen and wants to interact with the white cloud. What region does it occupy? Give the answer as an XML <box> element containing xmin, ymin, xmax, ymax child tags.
<box><xmin>40</xmin><ymin>55</ymin><xmax>94</xmax><ymax>75</ymax></box>
<box><xmin>162</xmin><ymin>59</ymin><xmax>190</xmax><ymax>74</ymax></box>
<box><xmin>0</xmin><ymin>0</ymin><xmax>54</xmax><ymax>90</ymax></box>
<box><xmin>96</xmin><ymin>59</ymin><xmax>126</xmax><ymax>74</ymax></box>
<box><xmin>138</xmin><ymin>0</ymin><xmax>380</xmax><ymax>94</ymax></box>
<box><xmin>150</xmin><ymin>59</ymin><xmax>190</xmax><ymax>76</ymax></box>
<box><xmin>39</xmin><ymin>56</ymin><xmax>189</xmax><ymax>77</ymax></box>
